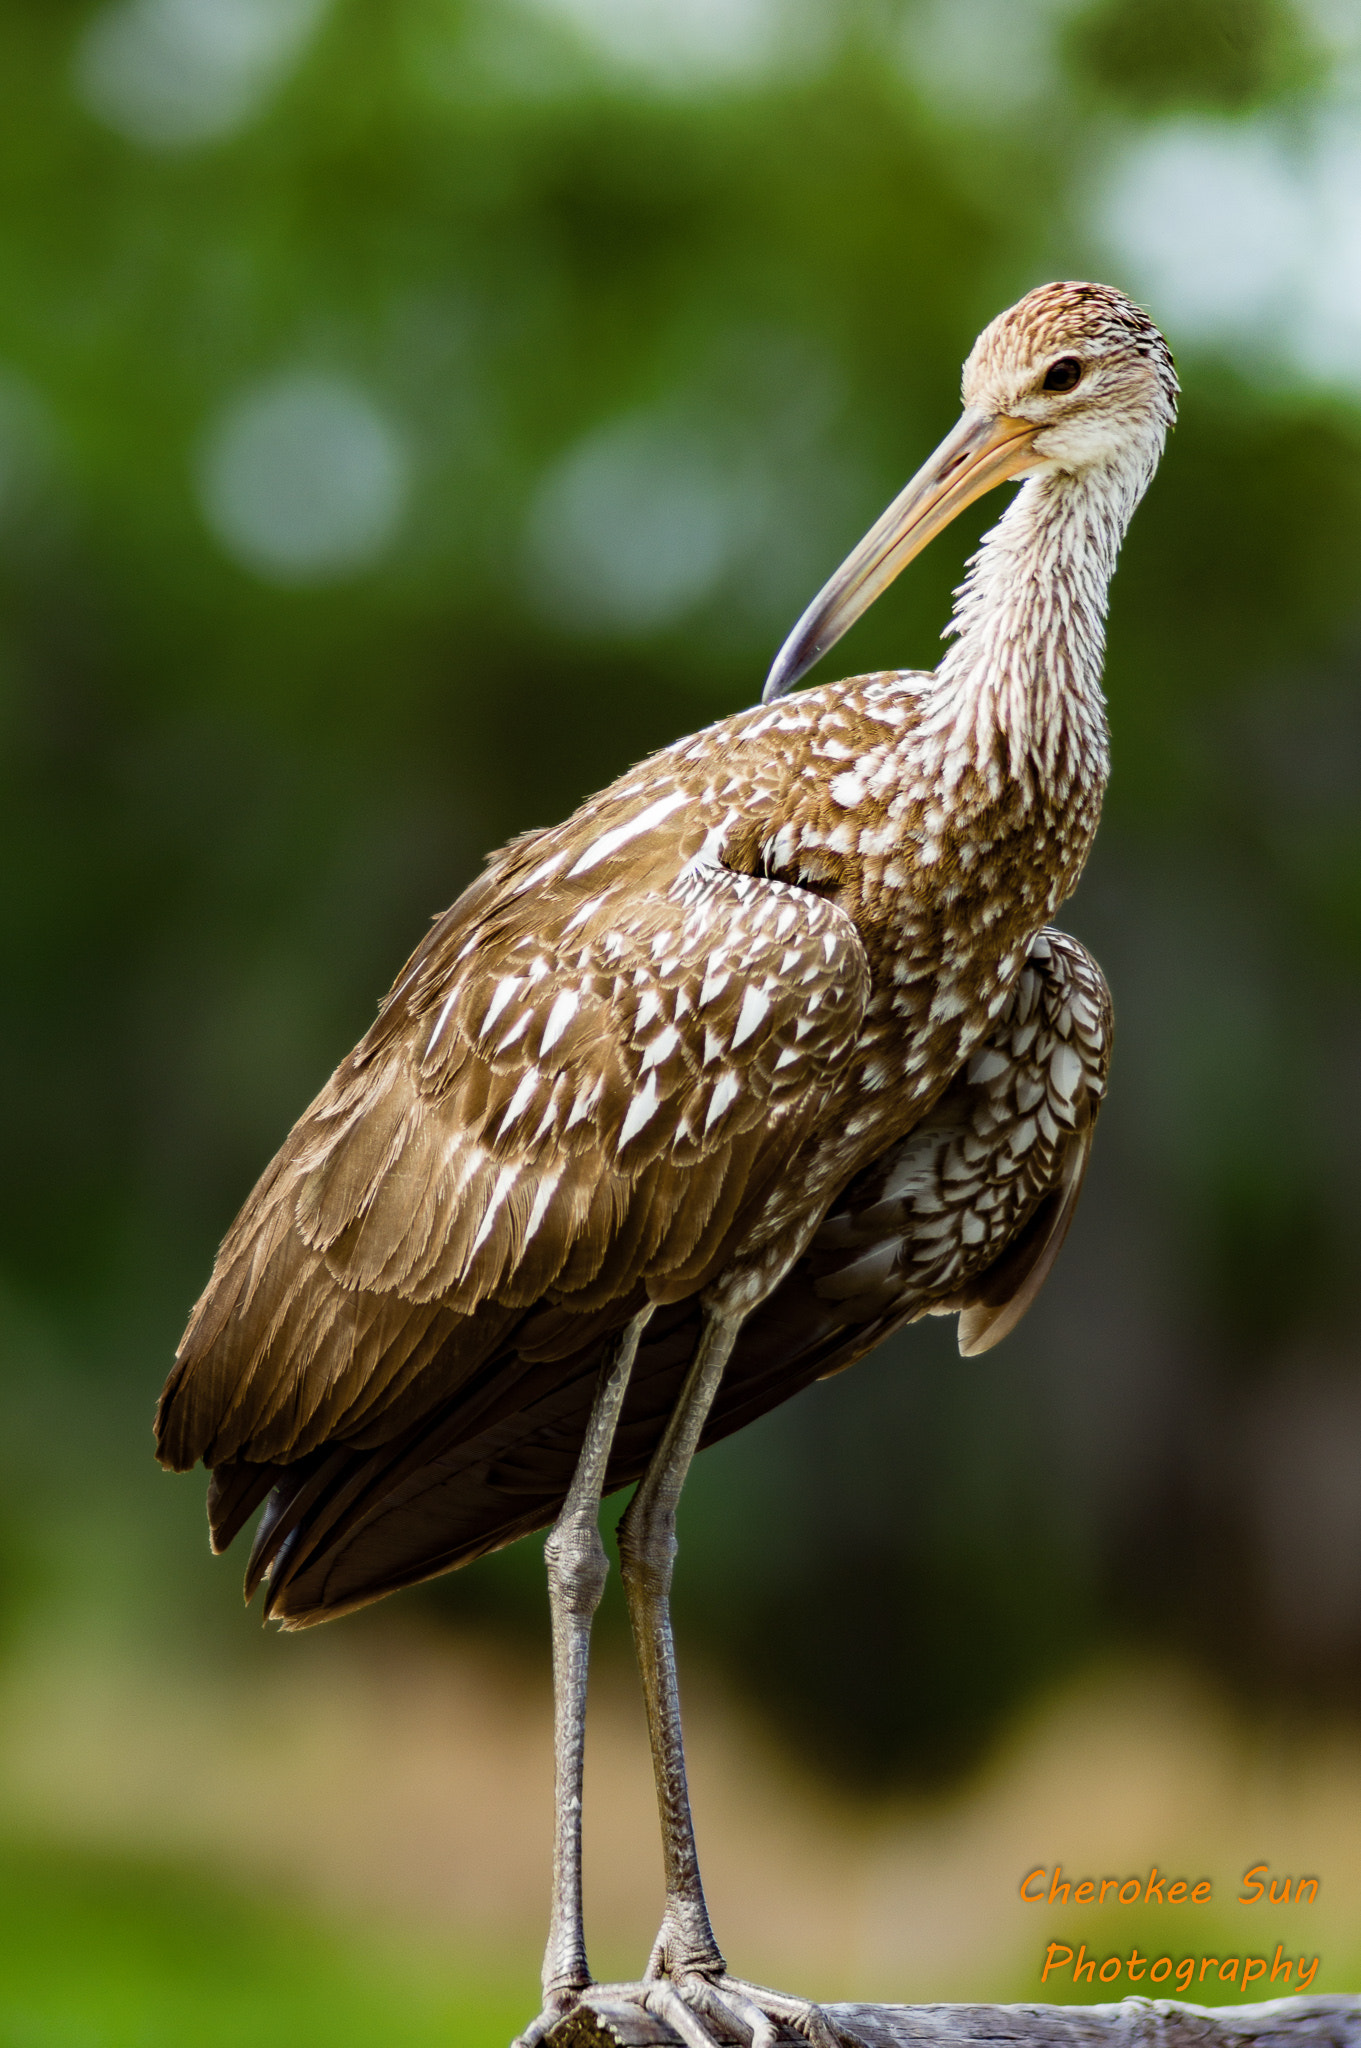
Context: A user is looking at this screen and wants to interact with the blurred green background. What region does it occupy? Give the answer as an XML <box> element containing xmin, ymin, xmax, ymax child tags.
<box><xmin>1</xmin><ymin>0</ymin><xmax>1360</xmax><ymax>2037</ymax></box>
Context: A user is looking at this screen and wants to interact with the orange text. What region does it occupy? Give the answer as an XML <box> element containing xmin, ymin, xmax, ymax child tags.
<box><xmin>1040</xmin><ymin>1944</ymin><xmax>1319</xmax><ymax>1994</ymax></box>
<box><xmin>1021</xmin><ymin>1865</ymin><xmax>1212</xmax><ymax>1905</ymax></box>
<box><xmin>1239</xmin><ymin>1865</ymin><xmax>1320</xmax><ymax>1905</ymax></box>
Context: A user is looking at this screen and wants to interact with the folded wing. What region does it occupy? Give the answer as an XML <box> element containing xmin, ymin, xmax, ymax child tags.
<box><xmin>157</xmin><ymin>837</ymin><xmax>871</xmax><ymax>1474</ymax></box>
<box><xmin>210</xmin><ymin>928</ymin><xmax>1111</xmax><ymax>1625</ymax></box>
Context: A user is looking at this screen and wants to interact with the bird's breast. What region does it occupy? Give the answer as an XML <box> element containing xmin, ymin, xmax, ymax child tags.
<box><xmin>521</xmin><ymin>673</ymin><xmax>1100</xmax><ymax>1122</ymax></box>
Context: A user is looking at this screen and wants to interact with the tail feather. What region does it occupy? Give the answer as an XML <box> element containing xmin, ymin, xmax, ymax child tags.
<box><xmin>206</xmin><ymin>1460</ymin><xmax>284</xmax><ymax>1555</ymax></box>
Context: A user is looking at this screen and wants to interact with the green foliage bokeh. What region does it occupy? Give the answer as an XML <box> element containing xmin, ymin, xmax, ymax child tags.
<box><xmin>0</xmin><ymin>0</ymin><xmax>1358</xmax><ymax>1808</ymax></box>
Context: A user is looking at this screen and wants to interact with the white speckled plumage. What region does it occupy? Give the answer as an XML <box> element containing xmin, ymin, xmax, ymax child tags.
<box><xmin>159</xmin><ymin>280</ymin><xmax>1173</xmax><ymax>1536</ymax></box>
<box><xmin>157</xmin><ymin>279</ymin><xmax>1174</xmax><ymax>2048</ymax></box>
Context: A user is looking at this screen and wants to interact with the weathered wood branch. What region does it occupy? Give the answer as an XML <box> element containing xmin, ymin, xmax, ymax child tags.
<box><xmin>547</xmin><ymin>1994</ymin><xmax>1361</xmax><ymax>2048</ymax></box>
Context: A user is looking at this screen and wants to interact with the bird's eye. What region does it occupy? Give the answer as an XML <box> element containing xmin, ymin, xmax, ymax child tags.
<box><xmin>1043</xmin><ymin>357</ymin><xmax>1083</xmax><ymax>392</ymax></box>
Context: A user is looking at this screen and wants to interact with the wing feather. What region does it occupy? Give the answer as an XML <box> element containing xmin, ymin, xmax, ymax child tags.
<box><xmin>235</xmin><ymin>928</ymin><xmax>1114</xmax><ymax>1625</ymax></box>
<box><xmin>158</xmin><ymin>836</ymin><xmax>870</xmax><ymax>1474</ymax></box>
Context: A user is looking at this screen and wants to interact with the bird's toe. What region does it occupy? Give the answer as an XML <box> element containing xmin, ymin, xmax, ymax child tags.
<box><xmin>537</xmin><ymin>1973</ymin><xmax>850</xmax><ymax>2048</ymax></box>
<box><xmin>711</xmin><ymin>1975</ymin><xmax>846</xmax><ymax>2048</ymax></box>
<box><xmin>513</xmin><ymin>1987</ymin><xmax>589</xmax><ymax>2048</ymax></box>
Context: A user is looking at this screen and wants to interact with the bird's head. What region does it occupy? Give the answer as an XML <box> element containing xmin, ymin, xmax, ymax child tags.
<box><xmin>962</xmin><ymin>280</ymin><xmax>1178</xmax><ymax>478</ymax></box>
<box><xmin>763</xmin><ymin>280</ymin><xmax>1176</xmax><ymax>701</ymax></box>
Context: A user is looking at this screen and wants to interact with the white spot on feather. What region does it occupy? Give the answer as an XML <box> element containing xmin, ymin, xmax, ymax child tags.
<box><xmin>567</xmin><ymin>788</ymin><xmax>688</xmax><ymax>877</ymax></box>
<box><xmin>495</xmin><ymin>1012</ymin><xmax>534</xmax><ymax>1052</ymax></box>
<box><xmin>704</xmin><ymin>1070</ymin><xmax>740</xmax><ymax>1131</ymax></box>
<box><xmin>469</xmin><ymin>1164</ymin><xmax>520</xmax><ymax>1258</ymax></box>
<box><xmin>618</xmin><ymin>1072</ymin><xmax>661</xmax><ymax>1150</ymax></box>
<box><xmin>531</xmin><ymin>1078</ymin><xmax>567</xmax><ymax>1142</ymax></box>
<box><xmin>769</xmin><ymin>824</ymin><xmax>796</xmax><ymax>870</ymax></box>
<box><xmin>731</xmin><ymin>986</ymin><xmax>770</xmax><ymax>1049</ymax></box>
<box><xmin>522</xmin><ymin>1170</ymin><xmax>560</xmax><ymax>1246</ymax></box>
<box><xmin>1016</xmin><ymin>1073</ymin><xmax>1044</xmax><ymax>1113</ymax></box>
<box><xmin>425</xmin><ymin>990</ymin><xmax>459</xmax><ymax>1059</ymax></box>
<box><xmin>640</xmin><ymin>1024</ymin><xmax>680</xmax><ymax>1070</ymax></box>
<box><xmin>481</xmin><ymin>977</ymin><xmax>522</xmax><ymax>1038</ymax></box>
<box><xmin>516</xmin><ymin>850</ymin><xmax>568</xmax><ymax>894</ymax></box>
<box><xmin>497</xmin><ymin>1069</ymin><xmax>541</xmax><ymax>1138</ymax></box>
<box><xmin>1050</xmin><ymin>1042</ymin><xmax>1082</xmax><ymax>1100</ymax></box>
<box><xmin>565</xmin><ymin>1074</ymin><xmax>603</xmax><ymax>1131</ymax></box>
<box><xmin>539</xmin><ymin>989</ymin><xmax>580</xmax><ymax>1055</ymax></box>
<box><xmin>929</xmin><ymin>985</ymin><xmax>968</xmax><ymax>1023</ymax></box>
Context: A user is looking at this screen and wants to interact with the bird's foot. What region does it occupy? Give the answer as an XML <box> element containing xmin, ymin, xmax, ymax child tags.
<box><xmin>513</xmin><ymin>1984</ymin><xmax>589</xmax><ymax>2048</ymax></box>
<box><xmin>539</xmin><ymin>1970</ymin><xmax>847</xmax><ymax>2048</ymax></box>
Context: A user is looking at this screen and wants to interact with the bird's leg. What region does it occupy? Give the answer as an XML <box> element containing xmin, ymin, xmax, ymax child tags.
<box><xmin>587</xmin><ymin>1308</ymin><xmax>841</xmax><ymax>2048</ymax></box>
<box><xmin>517</xmin><ymin>1307</ymin><xmax>653</xmax><ymax>2048</ymax></box>
<box><xmin>616</xmin><ymin>1308</ymin><xmax>738</xmax><ymax>1984</ymax></box>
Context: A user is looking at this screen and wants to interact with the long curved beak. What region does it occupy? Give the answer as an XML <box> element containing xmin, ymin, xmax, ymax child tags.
<box><xmin>762</xmin><ymin>408</ymin><xmax>1038</xmax><ymax>702</ymax></box>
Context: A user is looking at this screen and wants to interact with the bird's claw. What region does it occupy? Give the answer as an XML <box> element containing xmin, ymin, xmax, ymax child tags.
<box><xmin>713</xmin><ymin>1976</ymin><xmax>843</xmax><ymax>2048</ymax></box>
<box><xmin>512</xmin><ymin>1985</ymin><xmax>588</xmax><ymax>2048</ymax></box>
<box><xmin>535</xmin><ymin>1971</ymin><xmax>846</xmax><ymax>2048</ymax></box>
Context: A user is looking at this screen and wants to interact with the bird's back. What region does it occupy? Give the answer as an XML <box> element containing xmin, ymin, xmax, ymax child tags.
<box><xmin>158</xmin><ymin>672</ymin><xmax>1102</xmax><ymax>1522</ymax></box>
<box><xmin>163</xmin><ymin>672</ymin><xmax>998</xmax><ymax>1472</ymax></box>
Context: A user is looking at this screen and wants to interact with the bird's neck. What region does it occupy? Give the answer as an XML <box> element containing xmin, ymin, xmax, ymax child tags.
<box><xmin>921</xmin><ymin>461</ymin><xmax>1141</xmax><ymax>808</ymax></box>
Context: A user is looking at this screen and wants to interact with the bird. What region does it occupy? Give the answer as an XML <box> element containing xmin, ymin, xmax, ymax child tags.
<box><xmin>156</xmin><ymin>280</ymin><xmax>1175</xmax><ymax>2048</ymax></box>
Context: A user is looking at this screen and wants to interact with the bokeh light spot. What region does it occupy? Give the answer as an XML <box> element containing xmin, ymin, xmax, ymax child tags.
<box><xmin>904</xmin><ymin>0</ymin><xmax>1084</xmax><ymax>116</ymax></box>
<box><xmin>196</xmin><ymin>372</ymin><xmax>410</xmax><ymax>585</ymax></box>
<box><xmin>73</xmin><ymin>0</ymin><xmax>328</xmax><ymax>149</ymax></box>
<box><xmin>1100</xmin><ymin>110</ymin><xmax>1361</xmax><ymax>391</ymax></box>
<box><xmin>524</xmin><ymin>411</ymin><xmax>764</xmax><ymax>635</ymax></box>
<box><xmin>524</xmin><ymin>0</ymin><xmax>819</xmax><ymax>88</ymax></box>
<box><xmin>1101</xmin><ymin>120</ymin><xmax>1307</xmax><ymax>333</ymax></box>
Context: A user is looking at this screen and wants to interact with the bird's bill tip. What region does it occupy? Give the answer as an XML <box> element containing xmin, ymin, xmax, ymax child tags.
<box><xmin>762</xmin><ymin>408</ymin><xmax>1037</xmax><ymax>701</ymax></box>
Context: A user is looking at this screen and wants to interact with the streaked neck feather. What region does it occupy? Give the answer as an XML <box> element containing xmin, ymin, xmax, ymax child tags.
<box><xmin>921</xmin><ymin>460</ymin><xmax>1146</xmax><ymax>804</ymax></box>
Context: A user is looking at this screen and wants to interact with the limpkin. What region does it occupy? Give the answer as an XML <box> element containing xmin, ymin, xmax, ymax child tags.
<box><xmin>157</xmin><ymin>282</ymin><xmax>1176</xmax><ymax>2046</ymax></box>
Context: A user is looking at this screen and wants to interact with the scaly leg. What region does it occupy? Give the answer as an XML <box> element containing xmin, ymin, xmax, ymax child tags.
<box><xmin>617</xmin><ymin>1310</ymin><xmax>737</xmax><ymax>1981</ymax></box>
<box><xmin>515</xmin><ymin>1307</ymin><xmax>653</xmax><ymax>2048</ymax></box>
<box><xmin>602</xmin><ymin>1309</ymin><xmax>839</xmax><ymax>2048</ymax></box>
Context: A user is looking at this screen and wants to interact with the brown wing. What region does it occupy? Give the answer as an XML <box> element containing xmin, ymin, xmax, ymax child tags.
<box><xmin>220</xmin><ymin>928</ymin><xmax>1111</xmax><ymax>1626</ymax></box>
<box><xmin>157</xmin><ymin>841</ymin><xmax>871</xmax><ymax>1474</ymax></box>
<box><xmin>795</xmin><ymin>926</ymin><xmax>1111</xmax><ymax>1360</ymax></box>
